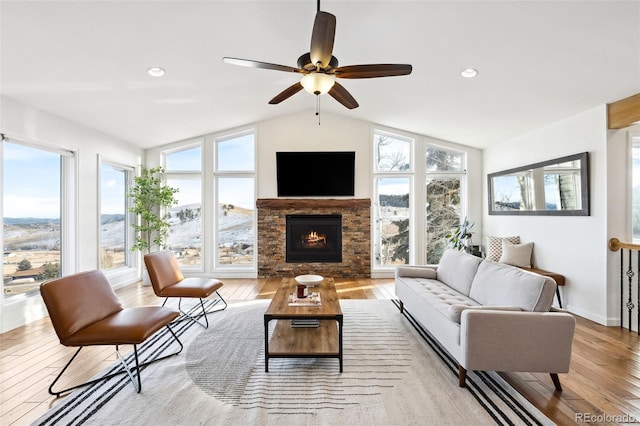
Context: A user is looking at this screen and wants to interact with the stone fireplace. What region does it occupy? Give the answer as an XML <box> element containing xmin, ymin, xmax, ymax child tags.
<box><xmin>257</xmin><ymin>199</ymin><xmax>371</xmax><ymax>278</ymax></box>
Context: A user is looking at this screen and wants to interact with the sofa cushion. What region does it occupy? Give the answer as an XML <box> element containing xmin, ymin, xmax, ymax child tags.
<box><xmin>437</xmin><ymin>249</ymin><xmax>482</xmax><ymax>296</ymax></box>
<box><xmin>499</xmin><ymin>240</ymin><xmax>534</xmax><ymax>268</ymax></box>
<box><xmin>447</xmin><ymin>305</ymin><xmax>523</xmax><ymax>324</ymax></box>
<box><xmin>397</xmin><ymin>276</ymin><xmax>479</xmax><ymax>320</ymax></box>
<box><xmin>469</xmin><ymin>260</ymin><xmax>556</xmax><ymax>312</ymax></box>
<box><xmin>485</xmin><ymin>235</ymin><xmax>520</xmax><ymax>262</ymax></box>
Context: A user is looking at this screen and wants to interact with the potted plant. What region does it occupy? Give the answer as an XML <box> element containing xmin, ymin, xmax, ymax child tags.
<box><xmin>128</xmin><ymin>167</ymin><xmax>179</xmax><ymax>282</ymax></box>
<box><xmin>445</xmin><ymin>217</ymin><xmax>475</xmax><ymax>253</ymax></box>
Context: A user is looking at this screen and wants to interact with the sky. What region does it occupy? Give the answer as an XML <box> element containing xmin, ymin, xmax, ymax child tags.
<box><xmin>101</xmin><ymin>164</ymin><xmax>126</xmax><ymax>215</ymax></box>
<box><xmin>3</xmin><ymin>134</ymin><xmax>258</xmax><ymax>220</ymax></box>
<box><xmin>3</xmin><ymin>142</ymin><xmax>61</xmax><ymax>218</ymax></box>
<box><xmin>3</xmin><ymin>133</ymin><xmax>475</xmax><ymax>218</ymax></box>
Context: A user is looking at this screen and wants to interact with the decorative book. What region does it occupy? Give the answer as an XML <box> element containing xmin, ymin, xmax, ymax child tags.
<box><xmin>288</xmin><ymin>292</ymin><xmax>322</xmax><ymax>306</ymax></box>
<box><xmin>290</xmin><ymin>319</ymin><xmax>320</xmax><ymax>328</ymax></box>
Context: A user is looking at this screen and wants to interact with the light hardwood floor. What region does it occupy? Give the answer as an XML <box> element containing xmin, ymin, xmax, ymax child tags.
<box><xmin>1</xmin><ymin>278</ymin><xmax>638</xmax><ymax>425</ymax></box>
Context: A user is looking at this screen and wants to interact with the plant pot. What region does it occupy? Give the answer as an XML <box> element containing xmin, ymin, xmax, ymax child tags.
<box><xmin>142</xmin><ymin>267</ymin><xmax>151</xmax><ymax>287</ymax></box>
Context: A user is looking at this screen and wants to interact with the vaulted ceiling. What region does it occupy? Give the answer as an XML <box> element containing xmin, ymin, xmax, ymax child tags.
<box><xmin>1</xmin><ymin>1</ymin><xmax>639</xmax><ymax>149</ymax></box>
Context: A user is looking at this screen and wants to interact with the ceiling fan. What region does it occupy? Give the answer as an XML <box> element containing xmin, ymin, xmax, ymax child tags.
<box><xmin>222</xmin><ymin>1</ymin><xmax>412</xmax><ymax>110</ymax></box>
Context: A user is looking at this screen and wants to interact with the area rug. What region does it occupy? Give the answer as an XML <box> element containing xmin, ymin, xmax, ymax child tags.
<box><xmin>33</xmin><ymin>299</ymin><xmax>553</xmax><ymax>425</ymax></box>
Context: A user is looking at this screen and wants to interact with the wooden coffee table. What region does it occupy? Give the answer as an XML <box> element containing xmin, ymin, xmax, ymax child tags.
<box><xmin>263</xmin><ymin>277</ymin><xmax>343</xmax><ymax>372</ymax></box>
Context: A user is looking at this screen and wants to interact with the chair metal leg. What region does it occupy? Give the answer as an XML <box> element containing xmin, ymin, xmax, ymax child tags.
<box><xmin>175</xmin><ymin>292</ymin><xmax>228</xmax><ymax>329</ymax></box>
<box><xmin>48</xmin><ymin>324</ymin><xmax>183</xmax><ymax>397</ymax></box>
<box><xmin>115</xmin><ymin>344</ymin><xmax>142</xmax><ymax>393</ymax></box>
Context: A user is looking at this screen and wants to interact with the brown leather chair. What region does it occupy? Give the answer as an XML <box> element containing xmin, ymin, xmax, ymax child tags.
<box><xmin>40</xmin><ymin>270</ymin><xmax>183</xmax><ymax>396</ymax></box>
<box><xmin>144</xmin><ymin>250</ymin><xmax>227</xmax><ymax>328</ymax></box>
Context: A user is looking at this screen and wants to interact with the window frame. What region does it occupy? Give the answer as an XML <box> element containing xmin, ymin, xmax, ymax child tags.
<box><xmin>1</xmin><ymin>136</ymin><xmax>76</xmax><ymax>305</ymax></box>
<box><xmin>371</xmin><ymin>128</ymin><xmax>470</xmax><ymax>274</ymax></box>
<box><xmin>97</xmin><ymin>156</ymin><xmax>135</xmax><ymax>273</ymax></box>
<box><xmin>630</xmin><ymin>136</ymin><xmax>640</xmax><ymax>243</ymax></box>
<box><xmin>424</xmin><ymin>143</ymin><xmax>468</xmax><ymax>264</ymax></box>
<box><xmin>212</xmin><ymin>129</ymin><xmax>257</xmax><ymax>271</ymax></box>
<box><xmin>163</xmin><ymin>139</ymin><xmax>205</xmax><ymax>272</ymax></box>
<box><xmin>372</xmin><ymin>128</ymin><xmax>415</xmax><ymax>271</ymax></box>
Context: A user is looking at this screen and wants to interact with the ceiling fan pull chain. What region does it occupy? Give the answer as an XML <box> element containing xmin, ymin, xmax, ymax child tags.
<box><xmin>316</xmin><ymin>95</ymin><xmax>321</xmax><ymax>125</ymax></box>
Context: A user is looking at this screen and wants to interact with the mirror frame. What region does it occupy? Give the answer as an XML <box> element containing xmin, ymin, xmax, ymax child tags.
<box><xmin>487</xmin><ymin>152</ymin><xmax>590</xmax><ymax>216</ymax></box>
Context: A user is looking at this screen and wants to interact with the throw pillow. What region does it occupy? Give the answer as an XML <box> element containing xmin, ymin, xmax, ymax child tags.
<box><xmin>485</xmin><ymin>235</ymin><xmax>520</xmax><ymax>262</ymax></box>
<box><xmin>499</xmin><ymin>240</ymin><xmax>534</xmax><ymax>268</ymax></box>
<box><xmin>396</xmin><ymin>266</ymin><xmax>437</xmax><ymax>279</ymax></box>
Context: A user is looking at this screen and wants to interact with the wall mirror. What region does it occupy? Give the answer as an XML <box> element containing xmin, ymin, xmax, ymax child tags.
<box><xmin>488</xmin><ymin>152</ymin><xmax>589</xmax><ymax>216</ymax></box>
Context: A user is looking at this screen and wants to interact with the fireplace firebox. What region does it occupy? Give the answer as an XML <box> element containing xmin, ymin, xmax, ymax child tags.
<box><xmin>286</xmin><ymin>214</ymin><xmax>342</xmax><ymax>263</ymax></box>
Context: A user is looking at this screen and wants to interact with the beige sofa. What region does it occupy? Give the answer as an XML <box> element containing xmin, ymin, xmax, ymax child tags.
<box><xmin>395</xmin><ymin>248</ymin><xmax>575</xmax><ymax>391</ymax></box>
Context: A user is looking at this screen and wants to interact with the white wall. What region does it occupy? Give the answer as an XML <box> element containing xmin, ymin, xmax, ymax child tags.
<box><xmin>257</xmin><ymin>111</ymin><xmax>372</xmax><ymax>199</ymax></box>
<box><xmin>483</xmin><ymin>106</ymin><xmax>608</xmax><ymax>324</ymax></box>
<box><xmin>0</xmin><ymin>96</ymin><xmax>144</xmax><ymax>332</ymax></box>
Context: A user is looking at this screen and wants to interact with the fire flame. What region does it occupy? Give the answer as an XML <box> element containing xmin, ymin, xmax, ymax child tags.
<box><xmin>303</xmin><ymin>231</ymin><xmax>326</xmax><ymax>247</ymax></box>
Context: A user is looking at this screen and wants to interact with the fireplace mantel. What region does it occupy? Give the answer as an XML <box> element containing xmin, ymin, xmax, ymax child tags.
<box><xmin>256</xmin><ymin>198</ymin><xmax>371</xmax><ymax>278</ymax></box>
<box><xmin>256</xmin><ymin>198</ymin><xmax>370</xmax><ymax>209</ymax></box>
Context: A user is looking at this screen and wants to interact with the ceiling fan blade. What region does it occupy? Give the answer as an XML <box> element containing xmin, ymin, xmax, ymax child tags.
<box><xmin>269</xmin><ymin>82</ymin><xmax>304</xmax><ymax>104</ymax></box>
<box><xmin>333</xmin><ymin>64</ymin><xmax>413</xmax><ymax>79</ymax></box>
<box><xmin>222</xmin><ymin>57</ymin><xmax>304</xmax><ymax>74</ymax></box>
<box><xmin>328</xmin><ymin>82</ymin><xmax>359</xmax><ymax>109</ymax></box>
<box><xmin>310</xmin><ymin>11</ymin><xmax>336</xmax><ymax>68</ymax></box>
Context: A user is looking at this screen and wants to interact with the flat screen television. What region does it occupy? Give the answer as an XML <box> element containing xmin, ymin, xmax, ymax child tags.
<box><xmin>276</xmin><ymin>151</ymin><xmax>355</xmax><ymax>197</ymax></box>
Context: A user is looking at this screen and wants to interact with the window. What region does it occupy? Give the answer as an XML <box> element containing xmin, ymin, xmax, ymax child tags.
<box><xmin>372</xmin><ymin>131</ymin><xmax>469</xmax><ymax>270</ymax></box>
<box><xmin>2</xmin><ymin>140</ymin><xmax>69</xmax><ymax>298</ymax></box>
<box><xmin>164</xmin><ymin>144</ymin><xmax>203</xmax><ymax>267</ymax></box>
<box><xmin>166</xmin><ymin>178</ymin><xmax>202</xmax><ymax>265</ymax></box>
<box><xmin>632</xmin><ymin>137</ymin><xmax>640</xmax><ymax>242</ymax></box>
<box><xmin>214</xmin><ymin>132</ymin><xmax>255</xmax><ymax>267</ymax></box>
<box><xmin>425</xmin><ymin>145</ymin><xmax>466</xmax><ymax>263</ymax></box>
<box><xmin>99</xmin><ymin>161</ymin><xmax>133</xmax><ymax>271</ymax></box>
<box><xmin>374</xmin><ymin>177</ymin><xmax>411</xmax><ymax>266</ymax></box>
<box><xmin>373</xmin><ymin>131</ymin><xmax>413</xmax><ymax>268</ymax></box>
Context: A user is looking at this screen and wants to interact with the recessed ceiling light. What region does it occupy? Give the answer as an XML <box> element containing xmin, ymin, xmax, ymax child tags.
<box><xmin>147</xmin><ymin>67</ymin><xmax>165</xmax><ymax>77</ymax></box>
<box><xmin>460</xmin><ymin>68</ymin><xmax>478</xmax><ymax>78</ymax></box>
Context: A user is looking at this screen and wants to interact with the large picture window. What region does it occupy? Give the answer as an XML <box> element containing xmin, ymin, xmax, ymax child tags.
<box><xmin>373</xmin><ymin>131</ymin><xmax>413</xmax><ymax>268</ymax></box>
<box><xmin>372</xmin><ymin>130</ymin><xmax>468</xmax><ymax>270</ymax></box>
<box><xmin>425</xmin><ymin>146</ymin><xmax>466</xmax><ymax>263</ymax></box>
<box><xmin>2</xmin><ymin>140</ymin><xmax>68</xmax><ymax>298</ymax></box>
<box><xmin>425</xmin><ymin>145</ymin><xmax>466</xmax><ymax>264</ymax></box>
<box><xmin>164</xmin><ymin>144</ymin><xmax>203</xmax><ymax>267</ymax></box>
<box><xmin>214</xmin><ymin>132</ymin><xmax>255</xmax><ymax>268</ymax></box>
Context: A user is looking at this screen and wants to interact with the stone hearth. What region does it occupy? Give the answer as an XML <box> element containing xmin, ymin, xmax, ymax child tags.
<box><xmin>257</xmin><ymin>199</ymin><xmax>371</xmax><ymax>278</ymax></box>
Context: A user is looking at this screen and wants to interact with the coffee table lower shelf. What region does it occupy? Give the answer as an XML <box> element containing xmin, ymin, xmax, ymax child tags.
<box><xmin>264</xmin><ymin>317</ymin><xmax>343</xmax><ymax>372</ymax></box>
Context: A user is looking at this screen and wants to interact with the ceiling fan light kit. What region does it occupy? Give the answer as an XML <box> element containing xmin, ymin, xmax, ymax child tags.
<box><xmin>222</xmin><ymin>1</ymin><xmax>412</xmax><ymax>111</ymax></box>
<box><xmin>301</xmin><ymin>73</ymin><xmax>335</xmax><ymax>95</ymax></box>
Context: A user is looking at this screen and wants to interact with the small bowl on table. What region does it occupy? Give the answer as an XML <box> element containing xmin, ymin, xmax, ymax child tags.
<box><xmin>294</xmin><ymin>275</ymin><xmax>323</xmax><ymax>291</ymax></box>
